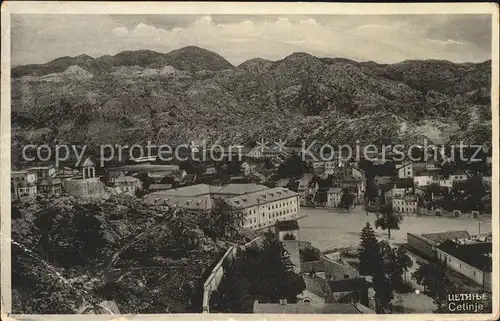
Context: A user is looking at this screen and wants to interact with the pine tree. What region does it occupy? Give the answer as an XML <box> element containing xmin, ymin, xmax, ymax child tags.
<box><xmin>358</xmin><ymin>222</ymin><xmax>381</xmax><ymax>276</ymax></box>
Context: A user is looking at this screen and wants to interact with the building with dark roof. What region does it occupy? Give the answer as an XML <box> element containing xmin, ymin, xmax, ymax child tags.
<box><xmin>421</xmin><ymin>230</ymin><xmax>471</xmax><ymax>244</ymax></box>
<box><xmin>436</xmin><ymin>240</ymin><xmax>492</xmax><ymax>290</ymax></box>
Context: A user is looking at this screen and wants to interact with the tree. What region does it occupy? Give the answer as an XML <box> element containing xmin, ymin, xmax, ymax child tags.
<box><xmin>278</xmin><ymin>152</ymin><xmax>307</xmax><ymax>179</ymax></box>
<box><xmin>364</xmin><ymin>177</ymin><xmax>379</xmax><ymax>206</ymax></box>
<box><xmin>374</xmin><ymin>205</ymin><xmax>402</xmax><ymax>239</ymax></box>
<box><xmin>179</xmin><ymin>159</ymin><xmax>206</xmax><ymax>176</ymax></box>
<box><xmin>300</xmin><ymin>246</ymin><xmax>320</xmax><ymax>262</ymax></box>
<box><xmin>378</xmin><ymin>241</ymin><xmax>412</xmax><ymax>291</ymax></box>
<box><xmin>160</xmin><ymin>175</ymin><xmax>177</xmax><ymax>187</ymax></box>
<box><xmin>358</xmin><ymin>222</ymin><xmax>381</xmax><ymax>276</ymax></box>
<box><xmin>135</xmin><ymin>172</ymin><xmax>153</xmax><ymax>190</ymax></box>
<box><xmin>203</xmin><ymin>198</ymin><xmax>245</xmax><ymax>238</ymax></box>
<box><xmin>412</xmin><ymin>259</ymin><xmax>454</xmax><ymax>312</ymax></box>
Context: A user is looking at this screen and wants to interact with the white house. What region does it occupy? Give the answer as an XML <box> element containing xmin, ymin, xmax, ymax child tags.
<box><xmin>413</xmin><ymin>175</ymin><xmax>435</xmax><ymax>187</ymax></box>
<box><xmin>227</xmin><ymin>187</ymin><xmax>301</xmax><ymax>230</ymax></box>
<box><xmin>392</xmin><ymin>196</ymin><xmax>418</xmax><ymax>213</ymax></box>
<box><xmin>327</xmin><ymin>188</ymin><xmax>342</xmax><ymax>207</ymax></box>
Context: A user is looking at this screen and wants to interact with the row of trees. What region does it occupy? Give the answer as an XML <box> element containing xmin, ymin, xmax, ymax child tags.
<box><xmin>358</xmin><ymin>223</ymin><xmax>412</xmax><ymax>313</ymax></box>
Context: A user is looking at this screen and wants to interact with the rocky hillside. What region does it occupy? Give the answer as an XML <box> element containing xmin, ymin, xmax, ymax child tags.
<box><xmin>11</xmin><ymin>46</ymin><xmax>492</xmax><ymax>150</ymax></box>
<box><xmin>11</xmin><ymin>195</ymin><xmax>251</xmax><ymax>314</ymax></box>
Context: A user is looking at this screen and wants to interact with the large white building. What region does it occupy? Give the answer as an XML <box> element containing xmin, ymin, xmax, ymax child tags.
<box><xmin>227</xmin><ymin>187</ymin><xmax>300</xmax><ymax>230</ymax></box>
<box><xmin>144</xmin><ymin>183</ymin><xmax>299</xmax><ymax>230</ymax></box>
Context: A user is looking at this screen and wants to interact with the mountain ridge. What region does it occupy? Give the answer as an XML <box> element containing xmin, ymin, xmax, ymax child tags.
<box><xmin>10</xmin><ymin>46</ymin><xmax>492</xmax><ymax>156</ymax></box>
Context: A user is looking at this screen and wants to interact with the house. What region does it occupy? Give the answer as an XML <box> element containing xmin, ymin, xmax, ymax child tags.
<box><xmin>107</xmin><ymin>175</ymin><xmax>142</xmax><ymax>194</ymax></box>
<box><xmin>392</xmin><ymin>196</ymin><xmax>418</xmax><ymax>213</ymax></box>
<box><xmin>253</xmin><ymin>300</ymin><xmax>362</xmax><ymax>314</ymax></box>
<box><xmin>351</xmin><ymin>166</ymin><xmax>365</xmax><ymax>192</ymax></box>
<box><xmin>396</xmin><ymin>162</ymin><xmax>413</xmax><ymax>179</ymax></box>
<box><xmin>391</xmin><ymin>178</ymin><xmax>414</xmax><ymax>197</ymax></box>
<box><xmin>15</xmin><ymin>181</ymin><xmax>37</xmax><ymax>198</ymax></box>
<box><xmin>436</xmin><ymin>240</ymin><xmax>492</xmax><ymax>290</ymax></box>
<box><xmin>327</xmin><ymin>188</ymin><xmax>342</xmax><ymax>207</ymax></box>
<box><xmin>247</xmin><ymin>142</ymin><xmax>284</xmax><ymax>159</ymax></box>
<box><xmin>275</xmin><ymin>219</ymin><xmax>299</xmax><ymax>241</ymax></box>
<box><xmin>331</xmin><ymin>175</ymin><xmax>363</xmax><ymax>203</ymax></box>
<box><xmin>413</xmin><ymin>174</ymin><xmax>436</xmax><ymax>187</ymax></box>
<box><xmin>38</xmin><ymin>177</ymin><xmax>62</xmax><ymax>196</ymax></box>
<box><xmin>30</xmin><ymin>165</ymin><xmax>56</xmax><ymax>179</ymax></box>
<box><xmin>307</xmin><ymin>181</ymin><xmax>319</xmax><ymax>202</ymax></box>
<box><xmin>448</xmin><ymin>173</ymin><xmax>469</xmax><ymax>185</ymax></box>
<box><xmin>298</xmin><ymin>175</ymin><xmax>312</xmax><ymax>205</ymax></box>
<box><xmin>11</xmin><ymin>170</ymin><xmax>38</xmax><ymax>199</ymax></box>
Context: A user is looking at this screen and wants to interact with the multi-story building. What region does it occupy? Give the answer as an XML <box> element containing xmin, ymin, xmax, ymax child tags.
<box><xmin>396</xmin><ymin>162</ymin><xmax>413</xmax><ymax>179</ymax></box>
<box><xmin>228</xmin><ymin>187</ymin><xmax>300</xmax><ymax>230</ymax></box>
<box><xmin>436</xmin><ymin>240</ymin><xmax>492</xmax><ymax>291</ymax></box>
<box><xmin>144</xmin><ymin>183</ymin><xmax>299</xmax><ymax>230</ymax></box>
<box><xmin>38</xmin><ymin>177</ymin><xmax>62</xmax><ymax>196</ymax></box>
<box><xmin>30</xmin><ymin>166</ymin><xmax>56</xmax><ymax>179</ymax></box>
<box><xmin>331</xmin><ymin>175</ymin><xmax>363</xmax><ymax>203</ymax></box>
<box><xmin>108</xmin><ymin>175</ymin><xmax>142</xmax><ymax>194</ymax></box>
<box><xmin>392</xmin><ymin>196</ymin><xmax>418</xmax><ymax>213</ymax></box>
<box><xmin>327</xmin><ymin>188</ymin><xmax>342</xmax><ymax>207</ymax></box>
<box><xmin>11</xmin><ymin>170</ymin><xmax>38</xmax><ymax>199</ymax></box>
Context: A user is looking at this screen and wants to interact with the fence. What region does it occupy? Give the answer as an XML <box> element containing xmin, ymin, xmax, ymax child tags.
<box><xmin>201</xmin><ymin>236</ymin><xmax>263</xmax><ymax>313</ymax></box>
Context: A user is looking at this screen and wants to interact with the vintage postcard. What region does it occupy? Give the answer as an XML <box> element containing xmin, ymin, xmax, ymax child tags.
<box><xmin>1</xmin><ymin>1</ymin><xmax>498</xmax><ymax>321</ymax></box>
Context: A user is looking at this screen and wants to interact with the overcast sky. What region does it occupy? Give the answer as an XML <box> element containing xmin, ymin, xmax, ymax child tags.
<box><xmin>11</xmin><ymin>14</ymin><xmax>492</xmax><ymax>66</ymax></box>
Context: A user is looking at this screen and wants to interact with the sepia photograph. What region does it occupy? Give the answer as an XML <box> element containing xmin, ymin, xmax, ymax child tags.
<box><xmin>1</xmin><ymin>2</ymin><xmax>498</xmax><ymax>320</ymax></box>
